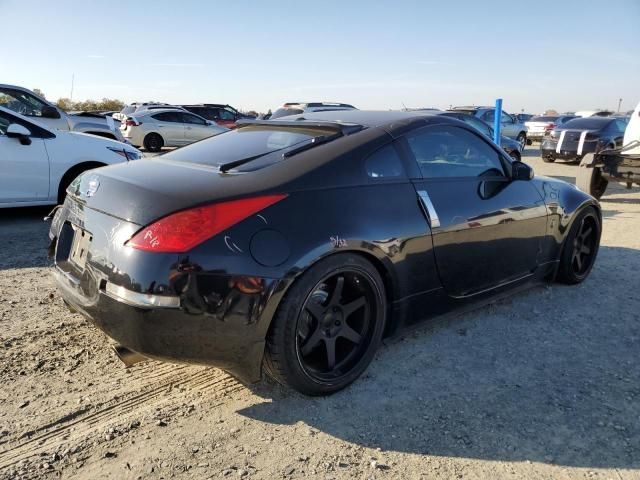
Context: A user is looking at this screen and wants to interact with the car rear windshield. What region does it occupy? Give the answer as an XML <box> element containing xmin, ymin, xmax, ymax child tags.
<box><xmin>560</xmin><ymin>118</ymin><xmax>611</xmax><ymax>130</ymax></box>
<box><xmin>270</xmin><ymin>107</ymin><xmax>304</xmax><ymax>119</ymax></box>
<box><xmin>530</xmin><ymin>116</ymin><xmax>557</xmax><ymax>122</ymax></box>
<box><xmin>162</xmin><ymin>125</ymin><xmax>338</xmax><ymax>171</ymax></box>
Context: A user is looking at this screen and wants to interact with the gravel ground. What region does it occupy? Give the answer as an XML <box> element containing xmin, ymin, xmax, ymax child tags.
<box><xmin>1</xmin><ymin>147</ymin><xmax>639</xmax><ymax>480</ymax></box>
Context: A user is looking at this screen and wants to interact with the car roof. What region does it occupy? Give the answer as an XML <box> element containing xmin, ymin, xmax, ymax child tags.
<box><xmin>273</xmin><ymin>110</ymin><xmax>464</xmax><ymax>136</ymax></box>
<box><xmin>136</xmin><ymin>107</ymin><xmax>187</xmax><ymax>116</ymax></box>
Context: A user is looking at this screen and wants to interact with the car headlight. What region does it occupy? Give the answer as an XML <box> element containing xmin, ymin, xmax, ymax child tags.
<box><xmin>107</xmin><ymin>146</ymin><xmax>142</xmax><ymax>160</ymax></box>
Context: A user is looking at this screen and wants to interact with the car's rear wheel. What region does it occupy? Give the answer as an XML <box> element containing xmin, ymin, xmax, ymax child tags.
<box><xmin>264</xmin><ymin>254</ymin><xmax>386</xmax><ymax>395</ymax></box>
<box><xmin>557</xmin><ymin>207</ymin><xmax>601</xmax><ymax>284</ymax></box>
<box><xmin>143</xmin><ymin>133</ymin><xmax>164</xmax><ymax>152</ymax></box>
<box><xmin>516</xmin><ymin>132</ymin><xmax>527</xmax><ymax>151</ymax></box>
<box><xmin>576</xmin><ymin>165</ymin><xmax>608</xmax><ymax>199</ymax></box>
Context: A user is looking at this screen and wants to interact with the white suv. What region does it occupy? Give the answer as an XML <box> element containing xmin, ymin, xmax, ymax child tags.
<box><xmin>269</xmin><ymin>102</ymin><xmax>357</xmax><ymax>119</ymax></box>
<box><xmin>121</xmin><ymin>108</ymin><xmax>229</xmax><ymax>152</ymax></box>
<box><xmin>0</xmin><ymin>106</ymin><xmax>141</xmax><ymax>207</ymax></box>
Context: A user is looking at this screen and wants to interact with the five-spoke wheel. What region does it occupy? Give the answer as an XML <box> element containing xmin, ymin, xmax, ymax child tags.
<box><xmin>557</xmin><ymin>207</ymin><xmax>601</xmax><ymax>284</ymax></box>
<box><xmin>264</xmin><ymin>254</ymin><xmax>386</xmax><ymax>395</ymax></box>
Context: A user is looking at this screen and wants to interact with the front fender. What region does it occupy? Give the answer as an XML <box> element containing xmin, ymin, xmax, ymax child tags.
<box><xmin>532</xmin><ymin>175</ymin><xmax>601</xmax><ymax>264</ymax></box>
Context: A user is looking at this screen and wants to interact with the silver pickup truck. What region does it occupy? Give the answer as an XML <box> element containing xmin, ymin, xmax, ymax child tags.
<box><xmin>0</xmin><ymin>84</ymin><xmax>125</xmax><ymax>142</ymax></box>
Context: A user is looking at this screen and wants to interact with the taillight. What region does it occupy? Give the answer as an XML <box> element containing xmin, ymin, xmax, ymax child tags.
<box><xmin>544</xmin><ymin>123</ymin><xmax>556</xmax><ymax>131</ymax></box>
<box><xmin>125</xmin><ymin>118</ymin><xmax>139</xmax><ymax>127</ymax></box>
<box><xmin>126</xmin><ymin>194</ymin><xmax>287</xmax><ymax>253</ymax></box>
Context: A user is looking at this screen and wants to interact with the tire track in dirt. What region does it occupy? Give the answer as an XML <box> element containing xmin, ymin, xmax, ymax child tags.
<box><xmin>0</xmin><ymin>363</ymin><xmax>243</xmax><ymax>470</ymax></box>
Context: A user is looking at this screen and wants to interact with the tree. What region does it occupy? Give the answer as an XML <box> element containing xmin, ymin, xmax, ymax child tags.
<box><xmin>33</xmin><ymin>88</ymin><xmax>45</xmax><ymax>99</ymax></box>
<box><xmin>55</xmin><ymin>97</ymin><xmax>125</xmax><ymax>112</ymax></box>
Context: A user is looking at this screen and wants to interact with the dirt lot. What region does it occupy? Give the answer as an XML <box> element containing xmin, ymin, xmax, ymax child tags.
<box><xmin>1</xmin><ymin>147</ymin><xmax>639</xmax><ymax>480</ymax></box>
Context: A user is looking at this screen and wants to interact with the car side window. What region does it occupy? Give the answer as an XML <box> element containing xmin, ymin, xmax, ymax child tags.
<box><xmin>483</xmin><ymin>111</ymin><xmax>495</xmax><ymax>123</ymax></box>
<box><xmin>218</xmin><ymin>109</ymin><xmax>235</xmax><ymax>121</ymax></box>
<box><xmin>0</xmin><ymin>88</ymin><xmax>49</xmax><ymax>117</ymax></box>
<box><xmin>365</xmin><ymin>144</ymin><xmax>405</xmax><ymax>179</ymax></box>
<box><xmin>406</xmin><ymin>126</ymin><xmax>505</xmax><ymax>179</ymax></box>
<box><xmin>0</xmin><ymin>112</ymin><xmax>12</xmax><ymax>135</ymax></box>
<box><xmin>463</xmin><ymin>116</ymin><xmax>491</xmax><ymax>137</ymax></box>
<box><xmin>181</xmin><ymin>113</ymin><xmax>207</xmax><ymax>125</ymax></box>
<box><xmin>501</xmin><ymin>112</ymin><xmax>514</xmax><ymax>124</ymax></box>
<box><xmin>153</xmin><ymin>112</ymin><xmax>182</xmax><ymax>123</ymax></box>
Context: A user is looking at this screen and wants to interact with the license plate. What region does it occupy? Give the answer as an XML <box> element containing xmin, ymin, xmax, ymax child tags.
<box><xmin>69</xmin><ymin>225</ymin><xmax>92</xmax><ymax>271</ymax></box>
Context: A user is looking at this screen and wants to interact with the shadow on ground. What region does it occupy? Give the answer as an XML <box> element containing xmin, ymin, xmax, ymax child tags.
<box><xmin>0</xmin><ymin>206</ymin><xmax>51</xmax><ymax>270</ymax></box>
<box><xmin>239</xmin><ymin>246</ymin><xmax>640</xmax><ymax>469</ymax></box>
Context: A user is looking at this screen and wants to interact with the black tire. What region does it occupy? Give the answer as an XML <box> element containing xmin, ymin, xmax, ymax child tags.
<box><xmin>526</xmin><ymin>139</ymin><xmax>533</xmax><ymax>146</ymax></box>
<box><xmin>264</xmin><ymin>254</ymin><xmax>387</xmax><ymax>395</ymax></box>
<box><xmin>509</xmin><ymin>151</ymin><xmax>521</xmax><ymax>162</ymax></box>
<box><xmin>576</xmin><ymin>165</ymin><xmax>608</xmax><ymax>199</ymax></box>
<box><xmin>556</xmin><ymin>207</ymin><xmax>601</xmax><ymax>284</ymax></box>
<box><xmin>542</xmin><ymin>154</ymin><xmax>556</xmax><ymax>163</ymax></box>
<box><xmin>516</xmin><ymin>132</ymin><xmax>527</xmax><ymax>151</ymax></box>
<box><xmin>143</xmin><ymin>133</ymin><xmax>164</xmax><ymax>152</ymax></box>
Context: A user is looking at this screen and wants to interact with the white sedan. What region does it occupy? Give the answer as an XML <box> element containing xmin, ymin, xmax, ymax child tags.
<box><xmin>0</xmin><ymin>106</ymin><xmax>142</xmax><ymax>208</ymax></box>
<box><xmin>120</xmin><ymin>107</ymin><xmax>229</xmax><ymax>152</ymax></box>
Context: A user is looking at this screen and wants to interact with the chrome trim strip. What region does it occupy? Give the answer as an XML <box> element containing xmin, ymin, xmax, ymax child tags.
<box><xmin>417</xmin><ymin>190</ymin><xmax>441</xmax><ymax>228</ymax></box>
<box><xmin>104</xmin><ymin>283</ymin><xmax>180</xmax><ymax>308</ymax></box>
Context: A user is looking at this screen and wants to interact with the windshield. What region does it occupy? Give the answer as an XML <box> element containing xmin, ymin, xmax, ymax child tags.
<box><xmin>0</xmin><ymin>87</ymin><xmax>50</xmax><ymax>117</ymax></box>
<box><xmin>560</xmin><ymin>118</ymin><xmax>612</xmax><ymax>130</ymax></box>
<box><xmin>162</xmin><ymin>125</ymin><xmax>337</xmax><ymax>170</ymax></box>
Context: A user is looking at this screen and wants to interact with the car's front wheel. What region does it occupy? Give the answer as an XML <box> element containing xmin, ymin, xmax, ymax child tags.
<box><xmin>264</xmin><ymin>254</ymin><xmax>387</xmax><ymax>395</ymax></box>
<box><xmin>557</xmin><ymin>207</ymin><xmax>601</xmax><ymax>284</ymax></box>
<box><xmin>143</xmin><ymin>133</ymin><xmax>164</xmax><ymax>152</ymax></box>
<box><xmin>516</xmin><ymin>132</ymin><xmax>527</xmax><ymax>151</ymax></box>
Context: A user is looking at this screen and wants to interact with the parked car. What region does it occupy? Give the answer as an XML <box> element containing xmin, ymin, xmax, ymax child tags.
<box><xmin>525</xmin><ymin>115</ymin><xmax>577</xmax><ymax>143</ymax></box>
<box><xmin>0</xmin><ymin>84</ymin><xmax>125</xmax><ymax>142</ymax></box>
<box><xmin>540</xmin><ymin>116</ymin><xmax>628</xmax><ymax>163</ymax></box>
<box><xmin>49</xmin><ymin>110</ymin><xmax>601</xmax><ymax>395</ymax></box>
<box><xmin>120</xmin><ymin>108</ymin><xmax>229</xmax><ymax>152</ymax></box>
<box><xmin>449</xmin><ymin>106</ymin><xmax>528</xmax><ymax>149</ymax></box>
<box><xmin>181</xmin><ymin>104</ymin><xmax>255</xmax><ymax>129</ymax></box>
<box><xmin>0</xmin><ymin>106</ymin><xmax>141</xmax><ymax>207</ymax></box>
<box><xmin>270</xmin><ymin>102</ymin><xmax>357</xmax><ymax>119</ymax></box>
<box><xmin>515</xmin><ymin>113</ymin><xmax>534</xmax><ymax>123</ymax></box>
<box><xmin>114</xmin><ymin>102</ymin><xmax>174</xmax><ymax>122</ymax></box>
<box><xmin>576</xmin><ymin>101</ymin><xmax>640</xmax><ymax>198</ymax></box>
<box><xmin>435</xmin><ymin>111</ymin><xmax>524</xmax><ymax>160</ymax></box>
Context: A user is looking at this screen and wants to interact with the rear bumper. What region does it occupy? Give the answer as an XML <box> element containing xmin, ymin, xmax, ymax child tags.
<box><xmin>49</xmin><ymin>202</ymin><xmax>281</xmax><ymax>383</ymax></box>
<box><xmin>541</xmin><ymin>139</ymin><xmax>599</xmax><ymax>159</ymax></box>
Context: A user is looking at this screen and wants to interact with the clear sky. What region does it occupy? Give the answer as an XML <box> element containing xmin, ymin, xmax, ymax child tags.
<box><xmin>1</xmin><ymin>0</ymin><xmax>639</xmax><ymax>114</ymax></box>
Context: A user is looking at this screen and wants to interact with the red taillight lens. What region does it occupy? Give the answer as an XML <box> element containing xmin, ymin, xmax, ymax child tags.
<box><xmin>126</xmin><ymin>194</ymin><xmax>287</xmax><ymax>253</ymax></box>
<box><xmin>125</xmin><ymin>119</ymin><xmax>138</xmax><ymax>127</ymax></box>
<box><xmin>544</xmin><ymin>123</ymin><xmax>556</xmax><ymax>130</ymax></box>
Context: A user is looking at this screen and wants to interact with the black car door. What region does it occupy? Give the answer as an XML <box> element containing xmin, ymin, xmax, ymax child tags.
<box><xmin>402</xmin><ymin>124</ymin><xmax>548</xmax><ymax>297</ymax></box>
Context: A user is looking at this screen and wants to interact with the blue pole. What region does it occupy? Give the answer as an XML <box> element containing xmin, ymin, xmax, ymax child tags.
<box><xmin>493</xmin><ymin>98</ymin><xmax>502</xmax><ymax>144</ymax></box>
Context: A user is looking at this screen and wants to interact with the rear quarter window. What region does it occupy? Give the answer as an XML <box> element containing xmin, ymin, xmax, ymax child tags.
<box><xmin>365</xmin><ymin>144</ymin><xmax>405</xmax><ymax>180</ymax></box>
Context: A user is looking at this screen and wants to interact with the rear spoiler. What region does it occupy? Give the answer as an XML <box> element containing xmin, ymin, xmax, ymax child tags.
<box><xmin>235</xmin><ymin>118</ymin><xmax>364</xmax><ymax>136</ymax></box>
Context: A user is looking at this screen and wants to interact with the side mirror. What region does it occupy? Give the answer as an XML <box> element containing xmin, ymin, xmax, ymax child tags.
<box><xmin>511</xmin><ymin>160</ymin><xmax>533</xmax><ymax>181</ymax></box>
<box><xmin>41</xmin><ymin>105</ymin><xmax>61</xmax><ymax>119</ymax></box>
<box><xmin>6</xmin><ymin>123</ymin><xmax>32</xmax><ymax>145</ymax></box>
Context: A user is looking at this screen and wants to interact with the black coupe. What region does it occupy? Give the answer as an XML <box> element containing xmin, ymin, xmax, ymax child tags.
<box><xmin>49</xmin><ymin>111</ymin><xmax>601</xmax><ymax>395</ymax></box>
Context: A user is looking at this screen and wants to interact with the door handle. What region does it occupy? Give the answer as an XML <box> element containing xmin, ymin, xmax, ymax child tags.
<box><xmin>417</xmin><ymin>190</ymin><xmax>441</xmax><ymax>228</ymax></box>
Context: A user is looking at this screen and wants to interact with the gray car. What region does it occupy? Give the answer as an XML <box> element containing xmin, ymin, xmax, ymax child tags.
<box><xmin>450</xmin><ymin>106</ymin><xmax>528</xmax><ymax>150</ymax></box>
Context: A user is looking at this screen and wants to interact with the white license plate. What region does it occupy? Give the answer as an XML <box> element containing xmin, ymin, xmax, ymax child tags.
<box><xmin>69</xmin><ymin>225</ymin><xmax>92</xmax><ymax>271</ymax></box>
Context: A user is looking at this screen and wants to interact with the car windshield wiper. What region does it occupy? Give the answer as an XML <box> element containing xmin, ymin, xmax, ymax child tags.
<box><xmin>218</xmin><ymin>133</ymin><xmax>341</xmax><ymax>173</ymax></box>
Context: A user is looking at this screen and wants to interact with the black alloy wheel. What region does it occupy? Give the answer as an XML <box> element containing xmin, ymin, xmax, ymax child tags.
<box><xmin>517</xmin><ymin>133</ymin><xmax>527</xmax><ymax>151</ymax></box>
<box><xmin>264</xmin><ymin>254</ymin><xmax>386</xmax><ymax>395</ymax></box>
<box><xmin>143</xmin><ymin>133</ymin><xmax>163</xmax><ymax>152</ymax></box>
<box><xmin>557</xmin><ymin>207</ymin><xmax>601</xmax><ymax>284</ymax></box>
